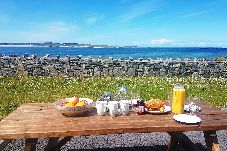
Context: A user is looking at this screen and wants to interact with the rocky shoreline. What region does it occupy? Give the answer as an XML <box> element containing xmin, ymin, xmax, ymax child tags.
<box><xmin>0</xmin><ymin>55</ymin><xmax>226</xmax><ymax>77</ymax></box>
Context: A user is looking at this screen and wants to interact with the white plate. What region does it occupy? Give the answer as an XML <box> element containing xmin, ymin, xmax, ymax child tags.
<box><xmin>173</xmin><ymin>114</ymin><xmax>201</xmax><ymax>124</ymax></box>
<box><xmin>184</xmin><ymin>105</ymin><xmax>201</xmax><ymax>112</ymax></box>
<box><xmin>145</xmin><ymin>105</ymin><xmax>171</xmax><ymax>114</ymax></box>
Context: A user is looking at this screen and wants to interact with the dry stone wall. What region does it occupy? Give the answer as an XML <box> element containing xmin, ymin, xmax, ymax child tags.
<box><xmin>0</xmin><ymin>55</ymin><xmax>227</xmax><ymax>77</ymax></box>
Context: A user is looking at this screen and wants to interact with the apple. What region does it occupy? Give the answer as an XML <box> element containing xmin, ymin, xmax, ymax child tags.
<box><xmin>72</xmin><ymin>98</ymin><xmax>79</xmax><ymax>106</ymax></box>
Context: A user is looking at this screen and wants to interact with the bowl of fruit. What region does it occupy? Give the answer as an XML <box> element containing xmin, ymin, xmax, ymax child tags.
<box><xmin>54</xmin><ymin>97</ymin><xmax>93</xmax><ymax>116</ymax></box>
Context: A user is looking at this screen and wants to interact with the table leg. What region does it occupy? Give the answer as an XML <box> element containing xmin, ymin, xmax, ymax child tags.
<box><xmin>167</xmin><ymin>132</ymin><xmax>200</xmax><ymax>151</ymax></box>
<box><xmin>204</xmin><ymin>131</ymin><xmax>220</xmax><ymax>151</ymax></box>
<box><xmin>44</xmin><ymin>138</ymin><xmax>60</xmax><ymax>151</ymax></box>
<box><xmin>167</xmin><ymin>133</ymin><xmax>178</xmax><ymax>151</ymax></box>
<box><xmin>44</xmin><ymin>136</ymin><xmax>72</xmax><ymax>151</ymax></box>
<box><xmin>0</xmin><ymin>139</ymin><xmax>13</xmax><ymax>150</ymax></box>
<box><xmin>24</xmin><ymin>138</ymin><xmax>38</xmax><ymax>151</ymax></box>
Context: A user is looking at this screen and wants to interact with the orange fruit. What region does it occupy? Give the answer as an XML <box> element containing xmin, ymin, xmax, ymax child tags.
<box><xmin>76</xmin><ymin>101</ymin><xmax>85</xmax><ymax>107</ymax></box>
<box><xmin>65</xmin><ymin>102</ymin><xmax>74</xmax><ymax>107</ymax></box>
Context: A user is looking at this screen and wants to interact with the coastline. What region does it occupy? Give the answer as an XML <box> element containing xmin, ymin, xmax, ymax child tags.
<box><xmin>1</xmin><ymin>47</ymin><xmax>227</xmax><ymax>60</ymax></box>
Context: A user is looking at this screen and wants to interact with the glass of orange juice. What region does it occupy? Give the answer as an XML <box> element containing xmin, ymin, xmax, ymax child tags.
<box><xmin>172</xmin><ymin>85</ymin><xmax>185</xmax><ymax>114</ymax></box>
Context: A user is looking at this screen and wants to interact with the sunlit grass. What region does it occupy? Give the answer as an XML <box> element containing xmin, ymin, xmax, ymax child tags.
<box><xmin>0</xmin><ymin>76</ymin><xmax>226</xmax><ymax>120</ymax></box>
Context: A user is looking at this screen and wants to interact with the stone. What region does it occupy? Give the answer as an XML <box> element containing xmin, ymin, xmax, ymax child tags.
<box><xmin>94</xmin><ymin>67</ymin><xmax>101</xmax><ymax>77</ymax></box>
<box><xmin>113</xmin><ymin>67</ymin><xmax>124</xmax><ymax>77</ymax></box>
<box><xmin>160</xmin><ymin>68</ymin><xmax>167</xmax><ymax>76</ymax></box>
<box><xmin>127</xmin><ymin>67</ymin><xmax>136</xmax><ymax>76</ymax></box>
<box><xmin>199</xmin><ymin>69</ymin><xmax>205</xmax><ymax>75</ymax></box>
<box><xmin>192</xmin><ymin>72</ymin><xmax>199</xmax><ymax>78</ymax></box>
<box><xmin>66</xmin><ymin>69</ymin><xmax>75</xmax><ymax>77</ymax></box>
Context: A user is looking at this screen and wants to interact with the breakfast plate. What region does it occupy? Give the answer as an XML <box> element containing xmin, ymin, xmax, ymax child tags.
<box><xmin>145</xmin><ymin>105</ymin><xmax>171</xmax><ymax>114</ymax></box>
<box><xmin>173</xmin><ymin>114</ymin><xmax>201</xmax><ymax>124</ymax></box>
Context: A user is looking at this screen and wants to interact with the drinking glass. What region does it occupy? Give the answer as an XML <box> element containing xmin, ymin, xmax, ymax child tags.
<box><xmin>118</xmin><ymin>85</ymin><xmax>128</xmax><ymax>100</ymax></box>
<box><xmin>167</xmin><ymin>91</ymin><xmax>173</xmax><ymax>106</ymax></box>
<box><xmin>129</xmin><ymin>91</ymin><xmax>140</xmax><ymax>111</ymax></box>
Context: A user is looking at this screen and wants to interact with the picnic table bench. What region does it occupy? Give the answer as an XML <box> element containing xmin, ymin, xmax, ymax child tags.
<box><xmin>0</xmin><ymin>100</ymin><xmax>226</xmax><ymax>151</ymax></box>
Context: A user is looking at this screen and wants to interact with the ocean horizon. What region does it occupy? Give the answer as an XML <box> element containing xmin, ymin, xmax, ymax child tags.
<box><xmin>0</xmin><ymin>47</ymin><xmax>227</xmax><ymax>60</ymax></box>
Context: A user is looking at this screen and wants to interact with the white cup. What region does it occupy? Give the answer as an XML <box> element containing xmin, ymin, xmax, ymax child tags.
<box><xmin>106</xmin><ymin>101</ymin><xmax>119</xmax><ymax>117</ymax></box>
<box><xmin>120</xmin><ymin>100</ymin><xmax>130</xmax><ymax>115</ymax></box>
<box><xmin>96</xmin><ymin>101</ymin><xmax>107</xmax><ymax>116</ymax></box>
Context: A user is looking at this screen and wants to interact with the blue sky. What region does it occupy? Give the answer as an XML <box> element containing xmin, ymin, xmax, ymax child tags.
<box><xmin>0</xmin><ymin>0</ymin><xmax>227</xmax><ymax>47</ymax></box>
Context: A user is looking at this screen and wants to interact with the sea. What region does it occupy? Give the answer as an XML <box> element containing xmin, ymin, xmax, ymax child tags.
<box><xmin>0</xmin><ymin>47</ymin><xmax>227</xmax><ymax>60</ymax></box>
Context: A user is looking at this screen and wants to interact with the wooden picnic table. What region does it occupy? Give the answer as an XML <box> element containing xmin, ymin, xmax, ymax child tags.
<box><xmin>0</xmin><ymin>100</ymin><xmax>226</xmax><ymax>151</ymax></box>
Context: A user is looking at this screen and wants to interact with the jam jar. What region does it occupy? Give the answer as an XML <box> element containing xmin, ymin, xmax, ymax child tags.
<box><xmin>137</xmin><ymin>100</ymin><xmax>145</xmax><ymax>115</ymax></box>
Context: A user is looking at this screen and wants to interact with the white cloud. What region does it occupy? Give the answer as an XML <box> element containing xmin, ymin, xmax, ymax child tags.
<box><xmin>84</xmin><ymin>15</ymin><xmax>105</xmax><ymax>25</ymax></box>
<box><xmin>119</xmin><ymin>1</ymin><xmax>156</xmax><ymax>22</ymax></box>
<box><xmin>150</xmin><ymin>39</ymin><xmax>175</xmax><ymax>45</ymax></box>
<box><xmin>85</xmin><ymin>17</ymin><xmax>97</xmax><ymax>25</ymax></box>
<box><xmin>218</xmin><ymin>42</ymin><xmax>223</xmax><ymax>46</ymax></box>
<box><xmin>133</xmin><ymin>41</ymin><xmax>142</xmax><ymax>45</ymax></box>
<box><xmin>198</xmin><ymin>41</ymin><xmax>207</xmax><ymax>46</ymax></box>
<box><xmin>133</xmin><ymin>41</ymin><xmax>148</xmax><ymax>46</ymax></box>
<box><xmin>0</xmin><ymin>21</ymin><xmax>79</xmax><ymax>42</ymax></box>
<box><xmin>181</xmin><ymin>10</ymin><xmax>210</xmax><ymax>18</ymax></box>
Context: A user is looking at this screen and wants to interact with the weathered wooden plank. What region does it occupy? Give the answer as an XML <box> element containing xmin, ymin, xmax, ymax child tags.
<box><xmin>204</xmin><ymin>131</ymin><xmax>220</xmax><ymax>151</ymax></box>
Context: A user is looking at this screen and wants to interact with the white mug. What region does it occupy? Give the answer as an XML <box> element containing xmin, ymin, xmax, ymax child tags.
<box><xmin>120</xmin><ymin>100</ymin><xmax>130</xmax><ymax>115</ymax></box>
<box><xmin>106</xmin><ymin>101</ymin><xmax>119</xmax><ymax>117</ymax></box>
<box><xmin>96</xmin><ymin>101</ymin><xmax>107</xmax><ymax>116</ymax></box>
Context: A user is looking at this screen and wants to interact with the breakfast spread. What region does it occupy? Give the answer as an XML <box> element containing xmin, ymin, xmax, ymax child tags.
<box><xmin>53</xmin><ymin>84</ymin><xmax>201</xmax><ymax>126</ymax></box>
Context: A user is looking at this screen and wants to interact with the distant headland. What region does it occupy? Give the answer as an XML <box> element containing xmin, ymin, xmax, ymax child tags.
<box><xmin>0</xmin><ymin>42</ymin><xmax>138</xmax><ymax>49</ymax></box>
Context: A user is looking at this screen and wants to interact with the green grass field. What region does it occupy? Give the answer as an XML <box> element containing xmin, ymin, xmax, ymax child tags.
<box><xmin>0</xmin><ymin>76</ymin><xmax>226</xmax><ymax>120</ymax></box>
